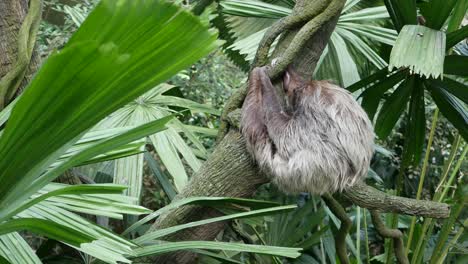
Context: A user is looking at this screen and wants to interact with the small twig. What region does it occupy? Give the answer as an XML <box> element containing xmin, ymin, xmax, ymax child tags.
<box><xmin>322</xmin><ymin>193</ymin><xmax>351</xmax><ymax>264</ymax></box>
<box><xmin>370</xmin><ymin>210</ymin><xmax>409</xmax><ymax>264</ymax></box>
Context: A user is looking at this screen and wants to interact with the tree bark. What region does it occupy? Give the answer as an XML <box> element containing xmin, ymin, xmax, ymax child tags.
<box><xmin>142</xmin><ymin>2</ymin><xmax>343</xmax><ymax>263</ymax></box>
<box><xmin>0</xmin><ymin>0</ymin><xmax>41</xmax><ymax>101</ymax></box>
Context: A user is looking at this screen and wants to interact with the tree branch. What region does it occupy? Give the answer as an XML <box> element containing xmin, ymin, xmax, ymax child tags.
<box><xmin>322</xmin><ymin>194</ymin><xmax>351</xmax><ymax>264</ymax></box>
<box><xmin>344</xmin><ymin>182</ymin><xmax>449</xmax><ymax>219</ymax></box>
<box><xmin>0</xmin><ymin>0</ymin><xmax>42</xmax><ymax>108</ymax></box>
<box><xmin>370</xmin><ymin>210</ymin><xmax>409</xmax><ymax>264</ymax></box>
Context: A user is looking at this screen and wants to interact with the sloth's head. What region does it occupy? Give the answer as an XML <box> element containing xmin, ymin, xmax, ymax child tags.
<box><xmin>282</xmin><ymin>66</ymin><xmax>308</xmax><ymax>108</ymax></box>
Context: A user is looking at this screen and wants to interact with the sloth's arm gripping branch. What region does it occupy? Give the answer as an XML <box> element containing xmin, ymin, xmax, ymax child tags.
<box><xmin>255</xmin><ymin>67</ymin><xmax>292</xmax><ymax>146</ymax></box>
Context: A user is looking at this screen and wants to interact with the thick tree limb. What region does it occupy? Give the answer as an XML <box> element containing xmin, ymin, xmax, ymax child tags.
<box><xmin>140</xmin><ymin>131</ymin><xmax>267</xmax><ymax>263</ymax></box>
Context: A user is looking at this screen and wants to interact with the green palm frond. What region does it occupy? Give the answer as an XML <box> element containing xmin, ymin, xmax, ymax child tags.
<box><xmin>96</xmin><ymin>83</ymin><xmax>219</xmax><ymax>197</ymax></box>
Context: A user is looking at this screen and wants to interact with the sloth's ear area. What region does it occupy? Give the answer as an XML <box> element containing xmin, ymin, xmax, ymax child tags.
<box><xmin>283</xmin><ymin>66</ymin><xmax>304</xmax><ymax>93</ymax></box>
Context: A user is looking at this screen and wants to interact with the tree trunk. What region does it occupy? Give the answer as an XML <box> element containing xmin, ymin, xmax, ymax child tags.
<box><xmin>0</xmin><ymin>0</ymin><xmax>41</xmax><ymax>100</ymax></box>
<box><xmin>142</xmin><ymin>1</ymin><xmax>343</xmax><ymax>262</ymax></box>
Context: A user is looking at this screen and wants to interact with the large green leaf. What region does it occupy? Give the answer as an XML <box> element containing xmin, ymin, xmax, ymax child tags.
<box><xmin>389</xmin><ymin>25</ymin><xmax>446</xmax><ymax>79</ymax></box>
<box><xmin>383</xmin><ymin>0</ymin><xmax>417</xmax><ymax>31</ymax></box>
<box><xmin>0</xmin><ymin>0</ymin><xmax>217</xmax><ymax>216</ymax></box>
<box><xmin>427</xmin><ymin>81</ymin><xmax>468</xmax><ymax>140</ymax></box>
<box><xmin>420</xmin><ymin>0</ymin><xmax>457</xmax><ymax>30</ymax></box>
<box><xmin>374</xmin><ymin>76</ymin><xmax>414</xmax><ymax>139</ymax></box>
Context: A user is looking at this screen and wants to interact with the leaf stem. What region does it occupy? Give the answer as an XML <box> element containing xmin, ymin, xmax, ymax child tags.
<box><xmin>405</xmin><ymin>108</ymin><xmax>439</xmax><ymax>254</ymax></box>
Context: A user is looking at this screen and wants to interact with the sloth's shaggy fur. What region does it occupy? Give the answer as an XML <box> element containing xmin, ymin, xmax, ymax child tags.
<box><xmin>241</xmin><ymin>67</ymin><xmax>374</xmax><ymax>194</ymax></box>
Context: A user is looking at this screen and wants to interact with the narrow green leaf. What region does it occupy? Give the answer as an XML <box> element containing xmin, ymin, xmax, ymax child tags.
<box><xmin>0</xmin><ymin>233</ymin><xmax>41</xmax><ymax>264</ymax></box>
<box><xmin>446</xmin><ymin>25</ymin><xmax>468</xmax><ymax>49</ymax></box>
<box><xmin>431</xmin><ymin>78</ymin><xmax>468</xmax><ymax>104</ymax></box>
<box><xmin>346</xmin><ymin>68</ymin><xmax>391</xmax><ymax>92</ymax></box>
<box><xmin>427</xmin><ymin>81</ymin><xmax>468</xmax><ymax>140</ymax></box>
<box><xmin>152</xmin><ymin>95</ymin><xmax>220</xmax><ymax>115</ymax></box>
<box><xmin>420</xmin><ymin>0</ymin><xmax>457</xmax><ymax>30</ymax></box>
<box><xmin>123</xmin><ymin>197</ymin><xmax>279</xmax><ymax>235</ymax></box>
<box><xmin>375</xmin><ymin>76</ymin><xmax>414</xmax><ymax>139</ymax></box>
<box><xmin>329</xmin><ymin>32</ymin><xmax>360</xmax><ymax>87</ymax></box>
<box><xmin>20</xmin><ymin>203</ymin><xmax>134</xmax><ymax>263</ymax></box>
<box><xmin>220</xmin><ymin>0</ymin><xmax>291</xmax><ymax>19</ymax></box>
<box><xmin>446</xmin><ymin>0</ymin><xmax>468</xmax><ymax>33</ymax></box>
<box><xmin>443</xmin><ymin>55</ymin><xmax>468</xmax><ymax>76</ymax></box>
<box><xmin>2</xmin><ymin>184</ymin><xmax>127</xmax><ymax>222</ymax></box>
<box><xmin>339</xmin><ymin>6</ymin><xmax>390</xmax><ymax>22</ymax></box>
<box><xmin>0</xmin><ymin>96</ymin><xmax>19</xmax><ymax>128</ymax></box>
<box><xmin>0</xmin><ymin>218</ymin><xmax>94</xmax><ymax>247</ymax></box>
<box><xmin>192</xmin><ymin>249</ymin><xmax>243</xmax><ymax>264</ymax></box>
<box><xmin>182</xmin><ymin>125</ymin><xmax>218</xmax><ymax>137</ymax></box>
<box><xmin>402</xmin><ymin>79</ymin><xmax>426</xmax><ymax>166</ymax></box>
<box><xmin>135</xmin><ymin>205</ymin><xmax>296</xmax><ymax>243</ymax></box>
<box><xmin>134</xmin><ymin>241</ymin><xmax>301</xmax><ymax>259</ymax></box>
<box><xmin>359</xmin><ymin>69</ymin><xmax>408</xmax><ymax>120</ymax></box>
<box><xmin>383</xmin><ymin>0</ymin><xmax>417</xmax><ymax>31</ymax></box>
<box><xmin>144</xmin><ymin>152</ymin><xmax>177</xmax><ymax>200</ymax></box>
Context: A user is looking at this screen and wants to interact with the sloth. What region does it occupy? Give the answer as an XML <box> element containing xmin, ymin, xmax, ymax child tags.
<box><xmin>241</xmin><ymin>66</ymin><xmax>374</xmax><ymax>195</ymax></box>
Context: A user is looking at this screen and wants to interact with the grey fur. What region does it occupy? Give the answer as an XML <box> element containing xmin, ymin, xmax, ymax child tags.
<box><xmin>241</xmin><ymin>67</ymin><xmax>374</xmax><ymax>195</ymax></box>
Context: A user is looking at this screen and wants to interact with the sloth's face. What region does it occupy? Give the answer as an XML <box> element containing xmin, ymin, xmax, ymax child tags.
<box><xmin>283</xmin><ymin>68</ymin><xmax>307</xmax><ymax>109</ymax></box>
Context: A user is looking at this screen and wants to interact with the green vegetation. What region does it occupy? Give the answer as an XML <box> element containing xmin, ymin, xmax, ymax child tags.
<box><xmin>0</xmin><ymin>0</ymin><xmax>466</xmax><ymax>263</ymax></box>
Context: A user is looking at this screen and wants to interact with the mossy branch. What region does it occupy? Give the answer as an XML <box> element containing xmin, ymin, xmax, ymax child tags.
<box><xmin>253</xmin><ymin>0</ymin><xmax>331</xmax><ymax>68</ymax></box>
<box><xmin>322</xmin><ymin>193</ymin><xmax>351</xmax><ymax>264</ymax></box>
<box><xmin>343</xmin><ymin>182</ymin><xmax>450</xmax><ymax>218</ymax></box>
<box><xmin>216</xmin><ymin>0</ymin><xmax>345</xmax><ymax>143</ymax></box>
<box><xmin>0</xmin><ymin>0</ymin><xmax>42</xmax><ymax>109</ymax></box>
<box><xmin>370</xmin><ymin>210</ymin><xmax>409</xmax><ymax>264</ymax></box>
